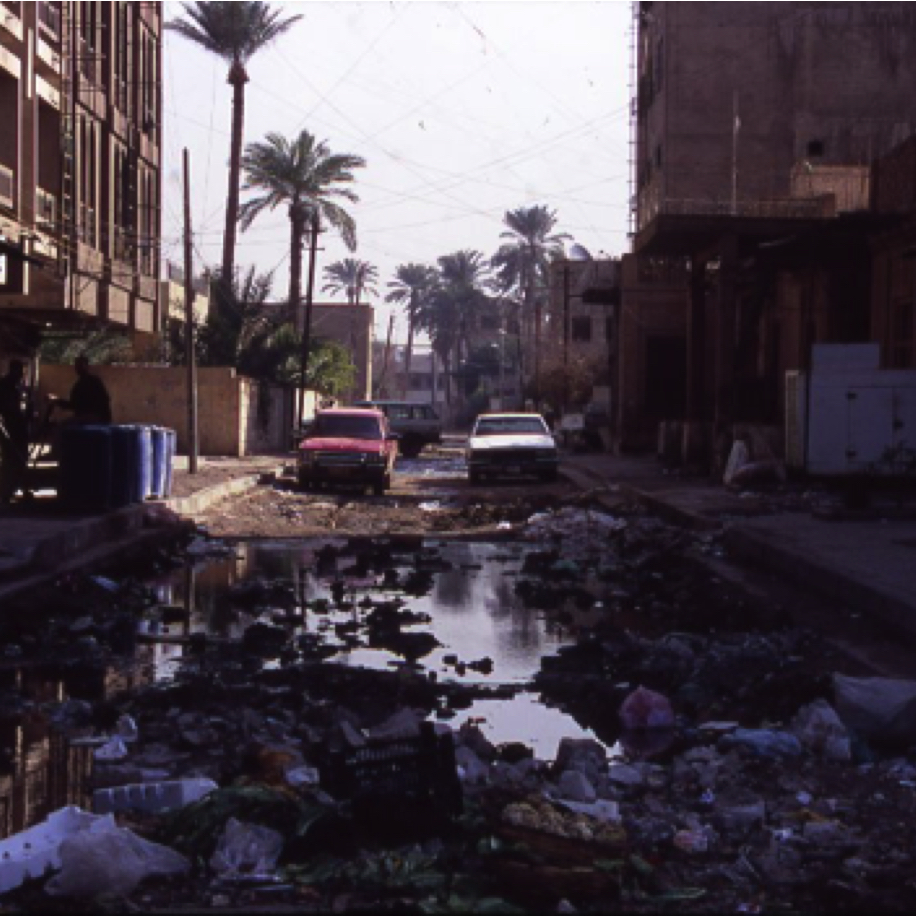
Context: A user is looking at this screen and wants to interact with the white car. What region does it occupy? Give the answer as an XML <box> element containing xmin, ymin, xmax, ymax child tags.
<box><xmin>466</xmin><ymin>413</ymin><xmax>559</xmax><ymax>484</ymax></box>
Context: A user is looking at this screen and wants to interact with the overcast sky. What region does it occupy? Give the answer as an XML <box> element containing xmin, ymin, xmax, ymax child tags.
<box><xmin>162</xmin><ymin>0</ymin><xmax>633</xmax><ymax>342</ymax></box>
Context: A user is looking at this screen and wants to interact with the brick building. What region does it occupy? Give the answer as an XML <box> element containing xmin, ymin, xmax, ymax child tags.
<box><xmin>628</xmin><ymin>2</ymin><xmax>916</xmax><ymax>469</ymax></box>
<box><xmin>0</xmin><ymin>1</ymin><xmax>162</xmax><ymax>364</ymax></box>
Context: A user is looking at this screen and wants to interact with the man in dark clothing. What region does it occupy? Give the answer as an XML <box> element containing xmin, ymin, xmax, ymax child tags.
<box><xmin>0</xmin><ymin>360</ymin><xmax>30</xmax><ymax>502</ymax></box>
<box><xmin>50</xmin><ymin>356</ymin><xmax>112</xmax><ymax>424</ymax></box>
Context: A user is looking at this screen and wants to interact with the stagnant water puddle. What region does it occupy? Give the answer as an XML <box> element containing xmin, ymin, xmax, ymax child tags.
<box><xmin>144</xmin><ymin>538</ymin><xmax>604</xmax><ymax>754</ymax></box>
<box><xmin>0</xmin><ymin>537</ymin><xmax>608</xmax><ymax>840</ymax></box>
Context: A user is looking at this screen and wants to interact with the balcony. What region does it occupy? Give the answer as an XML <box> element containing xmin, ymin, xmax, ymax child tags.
<box><xmin>37</xmin><ymin>1</ymin><xmax>60</xmax><ymax>40</ymax></box>
<box><xmin>0</xmin><ymin>4</ymin><xmax>23</xmax><ymax>45</ymax></box>
<box><xmin>0</xmin><ymin>162</ymin><xmax>13</xmax><ymax>210</ymax></box>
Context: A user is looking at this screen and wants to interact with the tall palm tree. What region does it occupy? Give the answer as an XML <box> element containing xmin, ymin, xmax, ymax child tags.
<box><xmin>437</xmin><ymin>250</ymin><xmax>491</xmax><ymax>367</ymax></box>
<box><xmin>491</xmin><ymin>205</ymin><xmax>570</xmax><ymax>405</ymax></box>
<box><xmin>240</xmin><ymin>130</ymin><xmax>365</xmax><ymax>427</ymax></box>
<box><xmin>386</xmin><ymin>263</ymin><xmax>438</xmax><ymax>397</ymax></box>
<box><xmin>167</xmin><ymin>2</ymin><xmax>301</xmax><ymax>285</ymax></box>
<box><xmin>322</xmin><ymin>258</ymin><xmax>379</xmax><ymax>305</ymax></box>
<box><xmin>239</xmin><ymin>130</ymin><xmax>365</xmax><ymax>319</ymax></box>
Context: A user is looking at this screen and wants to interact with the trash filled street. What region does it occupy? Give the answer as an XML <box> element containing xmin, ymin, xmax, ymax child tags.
<box><xmin>2</xmin><ymin>451</ymin><xmax>916</xmax><ymax>914</ymax></box>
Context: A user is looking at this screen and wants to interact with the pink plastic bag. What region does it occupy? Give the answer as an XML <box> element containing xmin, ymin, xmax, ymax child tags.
<box><xmin>619</xmin><ymin>686</ymin><xmax>675</xmax><ymax>730</ymax></box>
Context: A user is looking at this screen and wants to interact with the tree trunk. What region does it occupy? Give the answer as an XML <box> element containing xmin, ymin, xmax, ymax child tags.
<box><xmin>297</xmin><ymin>215</ymin><xmax>320</xmax><ymax>428</ymax></box>
<box><xmin>289</xmin><ymin>210</ymin><xmax>304</xmax><ymax>328</ymax></box>
<box><xmin>223</xmin><ymin>61</ymin><xmax>248</xmax><ymax>288</ymax></box>
<box><xmin>403</xmin><ymin>315</ymin><xmax>415</xmax><ymax>398</ymax></box>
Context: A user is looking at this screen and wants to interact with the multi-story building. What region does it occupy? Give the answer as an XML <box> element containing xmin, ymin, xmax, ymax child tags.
<box><xmin>0</xmin><ymin>1</ymin><xmax>162</xmax><ymax>363</ymax></box>
<box><xmin>626</xmin><ymin>2</ymin><xmax>916</xmax><ymax>467</ymax></box>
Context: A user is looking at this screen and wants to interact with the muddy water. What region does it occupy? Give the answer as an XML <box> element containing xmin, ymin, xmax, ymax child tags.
<box><xmin>147</xmin><ymin>538</ymin><xmax>603</xmax><ymax>756</ymax></box>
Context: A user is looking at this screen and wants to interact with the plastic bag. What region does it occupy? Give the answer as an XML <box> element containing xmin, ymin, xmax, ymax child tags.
<box><xmin>45</xmin><ymin>815</ymin><xmax>189</xmax><ymax>897</ymax></box>
<box><xmin>834</xmin><ymin>674</ymin><xmax>916</xmax><ymax>745</ymax></box>
<box><xmin>790</xmin><ymin>698</ymin><xmax>851</xmax><ymax>760</ymax></box>
<box><xmin>209</xmin><ymin>818</ymin><xmax>283</xmax><ymax>878</ymax></box>
<box><xmin>619</xmin><ymin>686</ymin><xmax>675</xmax><ymax>730</ymax></box>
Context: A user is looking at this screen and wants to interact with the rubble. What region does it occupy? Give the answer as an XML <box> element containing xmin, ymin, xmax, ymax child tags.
<box><xmin>3</xmin><ymin>493</ymin><xmax>916</xmax><ymax>913</ymax></box>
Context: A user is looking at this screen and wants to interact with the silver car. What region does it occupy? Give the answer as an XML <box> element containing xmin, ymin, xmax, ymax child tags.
<box><xmin>466</xmin><ymin>413</ymin><xmax>559</xmax><ymax>484</ymax></box>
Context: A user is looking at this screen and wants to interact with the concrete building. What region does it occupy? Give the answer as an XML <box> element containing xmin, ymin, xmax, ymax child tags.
<box><xmin>629</xmin><ymin>2</ymin><xmax>916</xmax><ymax>469</ymax></box>
<box><xmin>308</xmin><ymin>301</ymin><xmax>373</xmax><ymax>402</ymax></box>
<box><xmin>0</xmin><ymin>1</ymin><xmax>162</xmax><ymax>360</ymax></box>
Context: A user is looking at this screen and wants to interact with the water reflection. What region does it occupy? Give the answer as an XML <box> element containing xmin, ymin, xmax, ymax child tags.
<box><xmin>149</xmin><ymin>539</ymin><xmax>601</xmax><ymax>747</ymax></box>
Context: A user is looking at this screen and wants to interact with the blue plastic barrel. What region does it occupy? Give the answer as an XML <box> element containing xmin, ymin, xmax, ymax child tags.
<box><xmin>149</xmin><ymin>427</ymin><xmax>168</xmax><ymax>498</ymax></box>
<box><xmin>162</xmin><ymin>429</ymin><xmax>177</xmax><ymax>497</ymax></box>
<box><xmin>110</xmin><ymin>425</ymin><xmax>139</xmax><ymax>508</ymax></box>
<box><xmin>135</xmin><ymin>425</ymin><xmax>153</xmax><ymax>501</ymax></box>
<box><xmin>58</xmin><ymin>425</ymin><xmax>113</xmax><ymax>512</ymax></box>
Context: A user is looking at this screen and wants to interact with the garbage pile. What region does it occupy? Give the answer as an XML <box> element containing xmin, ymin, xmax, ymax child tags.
<box><xmin>3</xmin><ymin>518</ymin><xmax>916</xmax><ymax>912</ymax></box>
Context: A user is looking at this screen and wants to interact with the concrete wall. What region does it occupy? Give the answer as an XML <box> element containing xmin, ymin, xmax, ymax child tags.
<box><xmin>38</xmin><ymin>364</ymin><xmax>290</xmax><ymax>456</ymax></box>
<box><xmin>308</xmin><ymin>302</ymin><xmax>374</xmax><ymax>401</ymax></box>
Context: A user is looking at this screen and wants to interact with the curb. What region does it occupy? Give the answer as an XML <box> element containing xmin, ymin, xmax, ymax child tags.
<box><xmin>163</xmin><ymin>466</ymin><xmax>284</xmax><ymax>517</ymax></box>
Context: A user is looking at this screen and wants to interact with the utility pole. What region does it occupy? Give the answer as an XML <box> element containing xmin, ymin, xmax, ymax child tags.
<box><xmin>377</xmin><ymin>312</ymin><xmax>395</xmax><ymax>396</ymax></box>
<box><xmin>183</xmin><ymin>149</ymin><xmax>199</xmax><ymax>474</ymax></box>
<box><xmin>563</xmin><ymin>264</ymin><xmax>571</xmax><ymax>413</ymax></box>
<box><xmin>298</xmin><ymin>215</ymin><xmax>320</xmax><ymax>429</ymax></box>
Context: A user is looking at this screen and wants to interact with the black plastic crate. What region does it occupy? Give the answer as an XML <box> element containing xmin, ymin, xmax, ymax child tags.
<box><xmin>318</xmin><ymin>721</ymin><xmax>463</xmax><ymax>817</ymax></box>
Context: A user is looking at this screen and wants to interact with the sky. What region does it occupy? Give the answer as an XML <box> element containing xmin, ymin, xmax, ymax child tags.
<box><xmin>161</xmin><ymin>0</ymin><xmax>634</xmax><ymax>344</ymax></box>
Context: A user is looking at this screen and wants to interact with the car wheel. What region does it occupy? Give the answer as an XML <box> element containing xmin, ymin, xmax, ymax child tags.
<box><xmin>298</xmin><ymin>470</ymin><xmax>311</xmax><ymax>491</ymax></box>
<box><xmin>400</xmin><ymin>436</ymin><xmax>422</xmax><ymax>459</ymax></box>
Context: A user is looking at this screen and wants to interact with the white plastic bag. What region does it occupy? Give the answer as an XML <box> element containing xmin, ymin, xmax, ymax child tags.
<box><xmin>790</xmin><ymin>698</ymin><xmax>851</xmax><ymax>760</ymax></box>
<box><xmin>209</xmin><ymin>818</ymin><xmax>283</xmax><ymax>878</ymax></box>
<box><xmin>834</xmin><ymin>674</ymin><xmax>916</xmax><ymax>745</ymax></box>
<box><xmin>45</xmin><ymin>815</ymin><xmax>189</xmax><ymax>897</ymax></box>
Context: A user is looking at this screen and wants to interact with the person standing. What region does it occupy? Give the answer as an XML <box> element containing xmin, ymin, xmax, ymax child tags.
<box><xmin>49</xmin><ymin>355</ymin><xmax>112</xmax><ymax>424</ymax></box>
<box><xmin>0</xmin><ymin>359</ymin><xmax>30</xmax><ymax>503</ymax></box>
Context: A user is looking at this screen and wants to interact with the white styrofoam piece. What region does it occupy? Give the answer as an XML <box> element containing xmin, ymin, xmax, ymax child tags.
<box><xmin>0</xmin><ymin>806</ymin><xmax>106</xmax><ymax>893</ymax></box>
<box><xmin>92</xmin><ymin>778</ymin><xmax>217</xmax><ymax>815</ymax></box>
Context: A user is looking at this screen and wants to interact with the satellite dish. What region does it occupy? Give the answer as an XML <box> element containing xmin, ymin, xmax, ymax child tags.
<box><xmin>568</xmin><ymin>243</ymin><xmax>593</xmax><ymax>261</ymax></box>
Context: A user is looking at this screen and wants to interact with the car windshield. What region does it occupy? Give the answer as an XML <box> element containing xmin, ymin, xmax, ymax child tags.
<box><xmin>312</xmin><ymin>415</ymin><xmax>383</xmax><ymax>440</ymax></box>
<box><xmin>474</xmin><ymin>417</ymin><xmax>548</xmax><ymax>436</ymax></box>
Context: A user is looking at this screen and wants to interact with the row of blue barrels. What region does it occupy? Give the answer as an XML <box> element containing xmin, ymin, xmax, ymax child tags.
<box><xmin>58</xmin><ymin>425</ymin><xmax>177</xmax><ymax>512</ymax></box>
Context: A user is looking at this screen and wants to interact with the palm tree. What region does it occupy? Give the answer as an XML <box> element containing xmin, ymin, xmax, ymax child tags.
<box><xmin>239</xmin><ymin>129</ymin><xmax>366</xmax><ymax>427</ymax></box>
<box><xmin>167</xmin><ymin>2</ymin><xmax>301</xmax><ymax>285</ymax></box>
<box><xmin>322</xmin><ymin>258</ymin><xmax>379</xmax><ymax>305</ymax></box>
<box><xmin>491</xmin><ymin>205</ymin><xmax>570</xmax><ymax>406</ymax></box>
<box><xmin>385</xmin><ymin>263</ymin><xmax>438</xmax><ymax>397</ymax></box>
<box><xmin>239</xmin><ymin>130</ymin><xmax>365</xmax><ymax>320</ymax></box>
<box><xmin>437</xmin><ymin>250</ymin><xmax>491</xmax><ymax>366</ymax></box>
<box><xmin>422</xmin><ymin>251</ymin><xmax>491</xmax><ymax>407</ymax></box>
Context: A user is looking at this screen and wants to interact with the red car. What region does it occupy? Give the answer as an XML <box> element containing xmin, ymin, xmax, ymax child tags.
<box><xmin>298</xmin><ymin>408</ymin><xmax>399</xmax><ymax>495</ymax></box>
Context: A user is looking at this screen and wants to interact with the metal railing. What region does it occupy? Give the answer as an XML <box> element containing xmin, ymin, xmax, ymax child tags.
<box><xmin>639</xmin><ymin>194</ymin><xmax>835</xmax><ymax>230</ymax></box>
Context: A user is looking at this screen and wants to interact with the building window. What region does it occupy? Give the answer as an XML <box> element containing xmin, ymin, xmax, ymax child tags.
<box><xmin>807</xmin><ymin>140</ymin><xmax>825</xmax><ymax>158</ymax></box>
<box><xmin>571</xmin><ymin>316</ymin><xmax>592</xmax><ymax>342</ymax></box>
